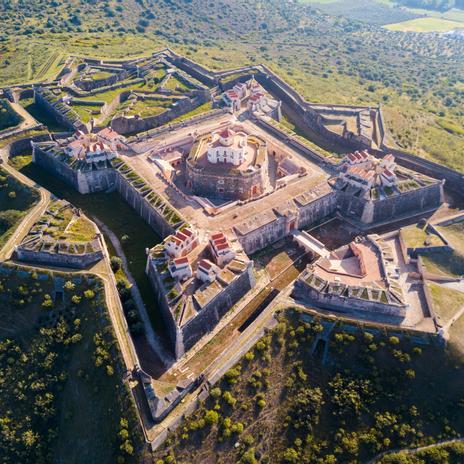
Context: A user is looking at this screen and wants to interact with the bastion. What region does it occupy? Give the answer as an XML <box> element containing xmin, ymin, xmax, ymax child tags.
<box><xmin>14</xmin><ymin>200</ymin><xmax>103</xmax><ymax>269</ymax></box>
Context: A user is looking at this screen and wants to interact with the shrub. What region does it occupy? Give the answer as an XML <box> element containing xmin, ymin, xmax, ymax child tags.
<box><xmin>223</xmin><ymin>391</ymin><xmax>237</xmax><ymax>407</ymax></box>
<box><xmin>204</xmin><ymin>410</ymin><xmax>219</xmax><ymax>425</ymax></box>
<box><xmin>210</xmin><ymin>387</ymin><xmax>221</xmax><ymax>399</ymax></box>
<box><xmin>111</xmin><ymin>256</ymin><xmax>123</xmax><ymax>271</ymax></box>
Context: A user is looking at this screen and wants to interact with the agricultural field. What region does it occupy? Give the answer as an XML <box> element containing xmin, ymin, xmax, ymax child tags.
<box><xmin>153</xmin><ymin>310</ymin><xmax>464</xmax><ymax>463</ymax></box>
<box><xmin>0</xmin><ymin>264</ymin><xmax>145</xmax><ymax>463</ymax></box>
<box><xmin>0</xmin><ymin>167</ymin><xmax>39</xmax><ymax>248</ymax></box>
<box><xmin>385</xmin><ymin>16</ymin><xmax>464</xmax><ymax>31</ymax></box>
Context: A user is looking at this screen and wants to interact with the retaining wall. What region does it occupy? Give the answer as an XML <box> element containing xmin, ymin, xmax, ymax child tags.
<box><xmin>111</xmin><ymin>90</ymin><xmax>211</xmax><ymax>135</ymax></box>
<box><xmin>15</xmin><ymin>247</ymin><xmax>103</xmax><ymax>269</ymax></box>
<box><xmin>114</xmin><ymin>170</ymin><xmax>176</xmax><ymax>238</ymax></box>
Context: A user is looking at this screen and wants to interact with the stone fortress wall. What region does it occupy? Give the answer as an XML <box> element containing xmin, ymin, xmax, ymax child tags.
<box><xmin>15</xmin><ymin>245</ymin><xmax>103</xmax><ymax>269</ymax></box>
<box><xmin>337</xmin><ymin>181</ymin><xmax>444</xmax><ymax>226</ymax></box>
<box><xmin>110</xmin><ymin>88</ymin><xmax>211</xmax><ymax>135</ymax></box>
<box><xmin>235</xmin><ymin>191</ymin><xmax>338</xmax><ymax>255</ymax></box>
<box><xmin>160</xmin><ymin>49</ymin><xmax>464</xmax><ymax>194</ymax></box>
<box><xmin>32</xmin><ymin>143</ymin><xmax>116</xmax><ymax>194</ymax></box>
<box><xmin>113</xmin><ymin>169</ymin><xmax>177</xmax><ymax>239</ymax></box>
<box><xmin>293</xmin><ymin>275</ymin><xmax>406</xmax><ymax>321</ymax></box>
<box><xmin>146</xmin><ymin>258</ymin><xmax>254</xmax><ymax>358</ymax></box>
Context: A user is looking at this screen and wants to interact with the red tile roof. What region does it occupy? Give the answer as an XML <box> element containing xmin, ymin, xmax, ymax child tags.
<box><xmin>198</xmin><ymin>259</ymin><xmax>213</xmax><ymax>270</ymax></box>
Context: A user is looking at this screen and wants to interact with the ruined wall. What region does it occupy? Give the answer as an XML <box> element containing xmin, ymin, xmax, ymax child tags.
<box><xmin>293</xmin><ymin>279</ymin><xmax>406</xmax><ymax>319</ymax></box>
<box><xmin>114</xmin><ymin>170</ymin><xmax>175</xmax><ymax>238</ymax></box>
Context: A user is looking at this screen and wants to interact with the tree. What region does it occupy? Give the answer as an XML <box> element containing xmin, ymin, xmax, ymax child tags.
<box><xmin>204</xmin><ymin>410</ymin><xmax>219</xmax><ymax>425</ymax></box>
<box><xmin>111</xmin><ymin>256</ymin><xmax>123</xmax><ymax>271</ymax></box>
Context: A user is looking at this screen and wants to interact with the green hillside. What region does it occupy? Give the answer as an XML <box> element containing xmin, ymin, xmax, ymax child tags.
<box><xmin>0</xmin><ymin>0</ymin><xmax>463</xmax><ymax>171</ymax></box>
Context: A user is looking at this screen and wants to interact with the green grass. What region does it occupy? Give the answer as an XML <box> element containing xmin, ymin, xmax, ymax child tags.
<box><xmin>80</xmin><ymin>81</ymin><xmax>157</xmax><ymax>104</ymax></box>
<box><xmin>0</xmin><ymin>99</ymin><xmax>22</xmax><ymax>131</ymax></box>
<box><xmin>122</xmin><ymin>98</ymin><xmax>172</xmax><ymax>118</ymax></box>
<box><xmin>71</xmin><ymin>103</ymin><xmax>101</xmax><ymax>123</ymax></box>
<box><xmin>400</xmin><ymin>224</ymin><xmax>445</xmax><ymax>249</ymax></box>
<box><xmin>428</xmin><ymin>281</ymin><xmax>464</xmax><ymax>323</ymax></box>
<box><xmin>169</xmin><ymin>101</ymin><xmax>213</xmax><ymax>123</ymax></box>
<box><xmin>436</xmin><ymin>118</ymin><xmax>464</xmax><ymax>136</ymax></box>
<box><xmin>436</xmin><ymin>221</ymin><xmax>464</xmax><ymax>254</ymax></box>
<box><xmin>88</xmin><ymin>70</ymin><xmax>114</xmax><ymax>81</ymax></box>
<box><xmin>385</xmin><ymin>17</ymin><xmax>464</xmax><ymax>32</ymax></box>
<box><xmin>0</xmin><ymin>166</ymin><xmax>39</xmax><ymax>248</ymax></box>
<box><xmin>422</xmin><ymin>252</ymin><xmax>464</xmax><ymax>278</ymax></box>
<box><xmin>39</xmin><ymin>201</ymin><xmax>97</xmax><ymax>243</ymax></box>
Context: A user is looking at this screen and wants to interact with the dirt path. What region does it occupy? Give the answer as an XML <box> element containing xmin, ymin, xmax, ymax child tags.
<box><xmin>0</xmin><ymin>149</ymin><xmax>51</xmax><ymax>261</ymax></box>
<box><xmin>94</xmin><ymin>218</ymin><xmax>174</xmax><ymax>366</ymax></box>
<box><xmin>365</xmin><ymin>437</ymin><xmax>464</xmax><ymax>463</ymax></box>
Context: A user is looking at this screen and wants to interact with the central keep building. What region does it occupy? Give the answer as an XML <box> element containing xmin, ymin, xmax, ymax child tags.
<box><xmin>186</xmin><ymin>126</ymin><xmax>270</xmax><ymax>201</ymax></box>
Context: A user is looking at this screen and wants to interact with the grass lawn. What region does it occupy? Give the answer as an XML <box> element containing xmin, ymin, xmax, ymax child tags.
<box><xmin>40</xmin><ymin>200</ymin><xmax>97</xmax><ymax>243</ymax></box>
<box><xmin>436</xmin><ymin>221</ymin><xmax>464</xmax><ymax>255</ymax></box>
<box><xmin>123</xmin><ymin>98</ymin><xmax>172</xmax><ymax>118</ymax></box>
<box><xmin>385</xmin><ymin>17</ymin><xmax>464</xmax><ymax>32</ymax></box>
<box><xmin>427</xmin><ymin>281</ymin><xmax>464</xmax><ymax>323</ymax></box>
<box><xmin>71</xmin><ymin>104</ymin><xmax>101</xmax><ymax>123</ymax></box>
<box><xmin>400</xmin><ymin>224</ymin><xmax>445</xmax><ymax>249</ymax></box>
<box><xmin>80</xmin><ymin>81</ymin><xmax>157</xmax><ymax>104</ymax></box>
<box><xmin>422</xmin><ymin>252</ymin><xmax>464</xmax><ymax>278</ymax></box>
<box><xmin>89</xmin><ymin>70</ymin><xmax>114</xmax><ymax>80</ymax></box>
<box><xmin>169</xmin><ymin>101</ymin><xmax>213</xmax><ymax>123</ymax></box>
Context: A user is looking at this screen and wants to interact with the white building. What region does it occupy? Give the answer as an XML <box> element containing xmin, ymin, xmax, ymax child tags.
<box><xmin>165</xmin><ymin>227</ymin><xmax>198</xmax><ymax>258</ymax></box>
<box><xmin>207</xmin><ymin>128</ymin><xmax>247</xmax><ymax>166</ymax></box>
<box><xmin>65</xmin><ymin>131</ymin><xmax>117</xmax><ymax>164</ymax></box>
<box><xmin>197</xmin><ymin>258</ymin><xmax>219</xmax><ymax>283</ymax></box>
<box><xmin>222</xmin><ymin>89</ymin><xmax>241</xmax><ymax>111</ymax></box>
<box><xmin>209</xmin><ymin>232</ymin><xmax>235</xmax><ymax>266</ymax></box>
<box><xmin>339</xmin><ymin>153</ymin><xmax>398</xmax><ymax>191</ymax></box>
<box><xmin>169</xmin><ymin>257</ymin><xmax>193</xmax><ymax>281</ymax></box>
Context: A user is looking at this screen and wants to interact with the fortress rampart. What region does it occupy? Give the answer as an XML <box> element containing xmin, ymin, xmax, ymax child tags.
<box><xmin>32</xmin><ymin>143</ymin><xmax>116</xmax><ymax>194</ymax></box>
<box><xmin>146</xmin><ymin>252</ymin><xmax>254</xmax><ymax>358</ymax></box>
<box><xmin>15</xmin><ymin>246</ymin><xmax>103</xmax><ymax>269</ymax></box>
